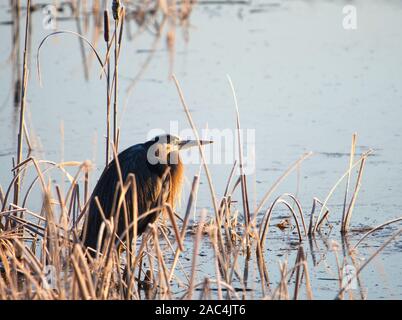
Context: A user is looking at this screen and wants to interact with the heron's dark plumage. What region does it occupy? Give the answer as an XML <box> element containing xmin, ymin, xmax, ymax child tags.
<box><xmin>81</xmin><ymin>139</ymin><xmax>183</xmax><ymax>254</ymax></box>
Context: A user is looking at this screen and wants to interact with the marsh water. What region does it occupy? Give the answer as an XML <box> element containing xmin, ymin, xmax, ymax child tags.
<box><xmin>1</xmin><ymin>0</ymin><xmax>402</xmax><ymax>299</ymax></box>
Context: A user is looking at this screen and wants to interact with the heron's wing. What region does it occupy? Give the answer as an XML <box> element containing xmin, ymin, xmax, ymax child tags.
<box><xmin>81</xmin><ymin>144</ymin><xmax>167</xmax><ymax>250</ymax></box>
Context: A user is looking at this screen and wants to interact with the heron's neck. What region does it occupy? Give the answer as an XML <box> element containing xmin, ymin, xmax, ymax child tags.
<box><xmin>168</xmin><ymin>156</ymin><xmax>184</xmax><ymax>208</ymax></box>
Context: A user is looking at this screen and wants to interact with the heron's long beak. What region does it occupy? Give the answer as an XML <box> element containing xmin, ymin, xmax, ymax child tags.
<box><xmin>178</xmin><ymin>139</ymin><xmax>213</xmax><ymax>150</ymax></box>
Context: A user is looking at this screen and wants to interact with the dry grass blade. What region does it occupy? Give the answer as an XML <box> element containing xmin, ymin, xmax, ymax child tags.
<box><xmin>342</xmin><ymin>157</ymin><xmax>367</xmax><ymax>233</ymax></box>
<box><xmin>292</xmin><ymin>248</ymin><xmax>313</xmax><ymax>300</ymax></box>
<box><xmin>353</xmin><ymin>217</ymin><xmax>402</xmax><ymax>250</ymax></box>
<box><xmin>187</xmin><ymin>210</ymin><xmax>206</xmax><ymax>299</ymax></box>
<box><xmin>259</xmin><ymin>195</ymin><xmax>305</xmax><ymax>248</ymax></box>
<box><xmin>335</xmin><ymin>228</ymin><xmax>402</xmax><ymax>299</ymax></box>
<box><xmin>104</xmin><ymin>9</ymin><xmax>111</xmax><ymax>165</ymax></box>
<box><xmin>172</xmin><ymin>74</ymin><xmax>228</xmax><ymax>270</ymax></box>
<box><xmin>36</xmin><ymin>30</ymin><xmax>106</xmax><ymax>86</ymax></box>
<box><xmin>341</xmin><ymin>133</ymin><xmax>357</xmax><ymax>232</ymax></box>
<box><xmin>227</xmin><ymin>75</ymin><xmax>250</xmax><ymax>226</ymax></box>
<box><xmin>168</xmin><ymin>174</ymin><xmax>200</xmax><ymax>281</ymax></box>
<box><xmin>313</xmin><ymin>149</ymin><xmax>373</xmax><ymax>234</ymax></box>
<box><xmin>172</xmin><ymin>75</ymin><xmax>219</xmax><ymax>220</ymax></box>
<box><xmin>14</xmin><ymin>0</ymin><xmax>31</xmax><ymax>207</ymax></box>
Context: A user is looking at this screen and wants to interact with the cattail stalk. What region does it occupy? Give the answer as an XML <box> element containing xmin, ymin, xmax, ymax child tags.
<box><xmin>112</xmin><ymin>0</ymin><xmax>120</xmax><ymax>146</ymax></box>
<box><xmin>104</xmin><ymin>9</ymin><xmax>111</xmax><ymax>165</ymax></box>
<box><xmin>14</xmin><ymin>0</ymin><xmax>31</xmax><ymax>206</ymax></box>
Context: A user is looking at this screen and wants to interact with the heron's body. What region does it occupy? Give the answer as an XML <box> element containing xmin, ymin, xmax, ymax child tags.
<box><xmin>81</xmin><ymin>138</ymin><xmax>184</xmax><ymax>254</ymax></box>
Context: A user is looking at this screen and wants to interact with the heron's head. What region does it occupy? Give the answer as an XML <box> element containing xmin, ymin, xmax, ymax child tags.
<box><xmin>147</xmin><ymin>134</ymin><xmax>213</xmax><ymax>166</ymax></box>
<box><xmin>146</xmin><ymin>134</ymin><xmax>213</xmax><ymax>208</ymax></box>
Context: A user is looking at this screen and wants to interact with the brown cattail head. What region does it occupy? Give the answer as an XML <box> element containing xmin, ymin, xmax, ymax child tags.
<box><xmin>103</xmin><ymin>9</ymin><xmax>110</xmax><ymax>42</ymax></box>
<box><xmin>112</xmin><ymin>0</ymin><xmax>121</xmax><ymax>21</ymax></box>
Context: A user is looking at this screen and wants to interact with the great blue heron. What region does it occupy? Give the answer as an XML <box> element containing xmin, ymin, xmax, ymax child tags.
<box><xmin>80</xmin><ymin>134</ymin><xmax>212</xmax><ymax>255</ymax></box>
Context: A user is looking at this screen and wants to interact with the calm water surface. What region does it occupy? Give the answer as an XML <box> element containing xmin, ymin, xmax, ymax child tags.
<box><xmin>0</xmin><ymin>0</ymin><xmax>401</xmax><ymax>299</ymax></box>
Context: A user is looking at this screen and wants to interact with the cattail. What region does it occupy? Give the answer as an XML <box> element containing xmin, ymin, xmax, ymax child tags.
<box><xmin>103</xmin><ymin>9</ymin><xmax>110</xmax><ymax>43</ymax></box>
<box><xmin>112</xmin><ymin>0</ymin><xmax>120</xmax><ymax>21</ymax></box>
